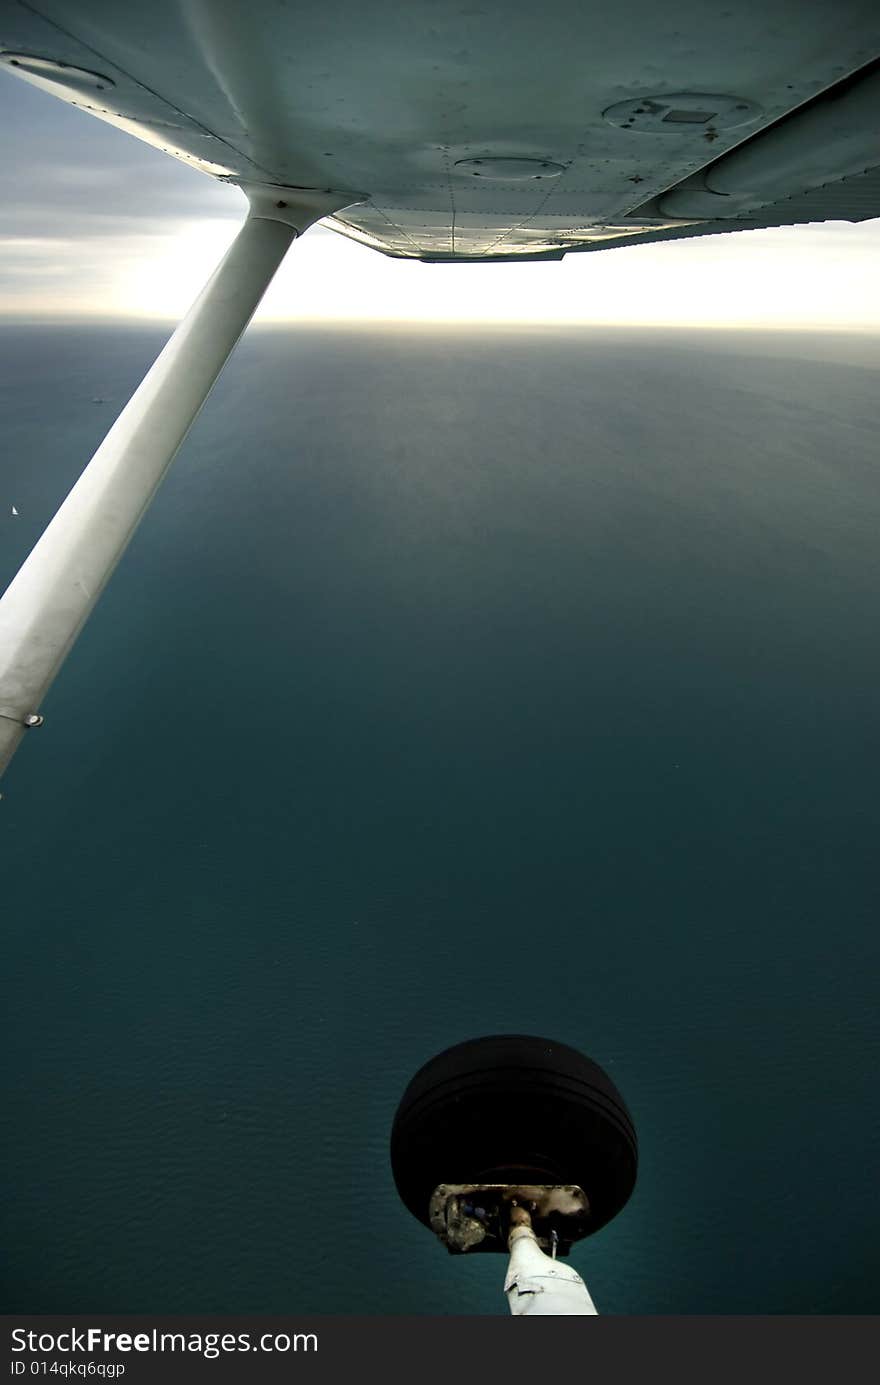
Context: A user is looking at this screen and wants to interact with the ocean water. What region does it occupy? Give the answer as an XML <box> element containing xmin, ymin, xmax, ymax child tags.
<box><xmin>1</xmin><ymin>322</ymin><xmax>878</xmax><ymax>1314</ymax></box>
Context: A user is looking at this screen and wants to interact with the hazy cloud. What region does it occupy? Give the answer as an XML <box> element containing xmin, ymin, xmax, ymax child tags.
<box><xmin>3</xmin><ymin>74</ymin><xmax>243</xmax><ymax>232</ymax></box>
<box><xmin>1</xmin><ymin>72</ymin><xmax>244</xmax><ymax>310</ymax></box>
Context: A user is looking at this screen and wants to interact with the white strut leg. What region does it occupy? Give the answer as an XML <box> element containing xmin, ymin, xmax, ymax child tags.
<box><xmin>0</xmin><ymin>188</ymin><xmax>351</xmax><ymax>779</ymax></box>
<box><xmin>505</xmin><ymin>1220</ymin><xmax>598</xmax><ymax>1316</ymax></box>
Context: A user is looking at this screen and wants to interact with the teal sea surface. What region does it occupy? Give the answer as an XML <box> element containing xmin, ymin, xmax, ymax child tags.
<box><xmin>1</xmin><ymin>323</ymin><xmax>878</xmax><ymax>1313</ymax></box>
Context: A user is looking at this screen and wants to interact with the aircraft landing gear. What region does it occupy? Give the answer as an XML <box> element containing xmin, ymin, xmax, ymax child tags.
<box><xmin>390</xmin><ymin>1034</ymin><xmax>637</xmax><ymax>1315</ymax></box>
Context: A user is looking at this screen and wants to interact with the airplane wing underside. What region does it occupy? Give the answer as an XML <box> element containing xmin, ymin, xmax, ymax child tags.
<box><xmin>1</xmin><ymin>0</ymin><xmax>879</xmax><ymax>260</ymax></box>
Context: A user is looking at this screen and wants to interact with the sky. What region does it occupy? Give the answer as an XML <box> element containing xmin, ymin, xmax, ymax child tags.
<box><xmin>2</xmin><ymin>69</ymin><xmax>880</xmax><ymax>329</ymax></box>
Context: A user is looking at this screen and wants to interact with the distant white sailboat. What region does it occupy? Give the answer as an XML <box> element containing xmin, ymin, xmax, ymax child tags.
<box><xmin>11</xmin><ymin>506</ymin><xmax>18</xmax><ymax>516</ymax></box>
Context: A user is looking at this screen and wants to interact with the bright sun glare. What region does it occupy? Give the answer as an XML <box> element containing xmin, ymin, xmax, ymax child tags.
<box><xmin>111</xmin><ymin>213</ymin><xmax>880</xmax><ymax>330</ymax></box>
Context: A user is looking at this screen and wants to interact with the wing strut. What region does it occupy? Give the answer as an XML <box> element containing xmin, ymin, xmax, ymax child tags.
<box><xmin>0</xmin><ymin>186</ymin><xmax>355</xmax><ymax>781</ymax></box>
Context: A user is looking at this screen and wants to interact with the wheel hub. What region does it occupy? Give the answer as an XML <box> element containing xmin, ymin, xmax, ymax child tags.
<box><xmin>429</xmin><ymin>1183</ymin><xmax>591</xmax><ymax>1255</ymax></box>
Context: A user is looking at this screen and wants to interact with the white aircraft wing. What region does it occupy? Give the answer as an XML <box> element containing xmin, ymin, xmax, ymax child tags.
<box><xmin>2</xmin><ymin>0</ymin><xmax>879</xmax><ymax>261</ymax></box>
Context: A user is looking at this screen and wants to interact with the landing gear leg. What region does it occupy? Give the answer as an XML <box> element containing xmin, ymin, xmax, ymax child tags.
<box><xmin>505</xmin><ymin>1206</ymin><xmax>598</xmax><ymax>1316</ymax></box>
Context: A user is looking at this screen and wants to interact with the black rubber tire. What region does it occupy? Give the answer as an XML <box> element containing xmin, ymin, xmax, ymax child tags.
<box><xmin>390</xmin><ymin>1034</ymin><xmax>637</xmax><ymax>1238</ymax></box>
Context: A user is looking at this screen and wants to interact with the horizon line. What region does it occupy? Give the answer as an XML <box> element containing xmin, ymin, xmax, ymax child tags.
<box><xmin>1</xmin><ymin>311</ymin><xmax>879</xmax><ymax>335</ymax></box>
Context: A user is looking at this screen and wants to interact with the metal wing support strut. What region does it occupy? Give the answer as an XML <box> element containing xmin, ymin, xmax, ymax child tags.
<box><xmin>0</xmin><ymin>186</ymin><xmax>355</xmax><ymax>781</ymax></box>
